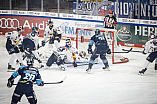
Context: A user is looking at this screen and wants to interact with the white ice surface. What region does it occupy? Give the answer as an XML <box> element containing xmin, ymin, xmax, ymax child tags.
<box><xmin>0</xmin><ymin>35</ymin><xmax>157</xmax><ymax>104</ymax></box>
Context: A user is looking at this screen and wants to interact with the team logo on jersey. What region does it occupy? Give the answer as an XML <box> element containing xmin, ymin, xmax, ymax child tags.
<box><xmin>117</xmin><ymin>26</ymin><xmax>132</xmax><ymax>41</ymax></box>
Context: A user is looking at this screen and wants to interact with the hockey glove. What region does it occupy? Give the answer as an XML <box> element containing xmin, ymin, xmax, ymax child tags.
<box><xmin>107</xmin><ymin>49</ymin><xmax>111</xmax><ymax>54</ymax></box>
<box><xmin>38</xmin><ymin>81</ymin><xmax>44</xmax><ymax>86</ymax></box>
<box><xmin>19</xmin><ymin>45</ymin><xmax>24</xmax><ymax>52</ymax></box>
<box><xmin>73</xmin><ymin>61</ymin><xmax>77</xmax><ymax>67</ymax></box>
<box><xmin>7</xmin><ymin>80</ymin><xmax>14</xmax><ymax>88</ymax></box>
<box><xmin>42</xmin><ymin>40</ymin><xmax>45</xmax><ymax>46</ymax></box>
<box><xmin>88</xmin><ymin>49</ymin><xmax>92</xmax><ymax>54</ymax></box>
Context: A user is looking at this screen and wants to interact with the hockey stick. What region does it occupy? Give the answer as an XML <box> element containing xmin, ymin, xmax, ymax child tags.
<box><xmin>112</xmin><ymin>48</ymin><xmax>132</xmax><ymax>53</ymax></box>
<box><xmin>122</xmin><ymin>48</ymin><xmax>143</xmax><ymax>53</ymax></box>
<box><xmin>13</xmin><ymin>76</ymin><xmax>67</xmax><ymax>85</ymax></box>
<box><xmin>67</xmin><ymin>63</ymin><xmax>99</xmax><ymax>67</ymax></box>
<box><xmin>38</xmin><ymin>39</ymin><xmax>50</xmax><ymax>49</ymax></box>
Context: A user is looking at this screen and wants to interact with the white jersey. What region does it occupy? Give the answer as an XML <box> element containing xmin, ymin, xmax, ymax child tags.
<box><xmin>56</xmin><ymin>26</ymin><xmax>62</xmax><ymax>35</ymax></box>
<box><xmin>44</xmin><ymin>25</ymin><xmax>57</xmax><ymax>41</ymax></box>
<box><xmin>64</xmin><ymin>46</ymin><xmax>88</xmax><ymax>63</ymax></box>
<box><xmin>10</xmin><ymin>31</ymin><xmax>23</xmax><ymax>46</ymax></box>
<box><xmin>144</xmin><ymin>39</ymin><xmax>157</xmax><ymax>53</ymax></box>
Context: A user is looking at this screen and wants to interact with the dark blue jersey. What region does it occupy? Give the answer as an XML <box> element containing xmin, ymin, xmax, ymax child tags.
<box><xmin>89</xmin><ymin>35</ymin><xmax>109</xmax><ymax>53</ymax></box>
<box><xmin>6</xmin><ymin>38</ymin><xmax>13</xmax><ymax>54</ymax></box>
<box><xmin>11</xmin><ymin>66</ymin><xmax>42</xmax><ymax>85</ymax></box>
<box><xmin>22</xmin><ymin>38</ymin><xmax>36</xmax><ymax>52</ymax></box>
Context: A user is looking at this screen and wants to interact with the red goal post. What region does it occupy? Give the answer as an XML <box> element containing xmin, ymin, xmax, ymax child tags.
<box><xmin>76</xmin><ymin>27</ymin><xmax>129</xmax><ymax>64</ymax></box>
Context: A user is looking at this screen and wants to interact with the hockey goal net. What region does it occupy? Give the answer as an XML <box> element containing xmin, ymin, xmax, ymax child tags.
<box><xmin>76</xmin><ymin>27</ymin><xmax>129</xmax><ymax>64</ymax></box>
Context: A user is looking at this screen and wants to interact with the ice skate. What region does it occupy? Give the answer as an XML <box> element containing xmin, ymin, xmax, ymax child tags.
<box><xmin>7</xmin><ymin>64</ymin><xmax>15</xmax><ymax>72</ymax></box>
<box><xmin>103</xmin><ymin>64</ymin><xmax>110</xmax><ymax>71</ymax></box>
<box><xmin>138</xmin><ymin>68</ymin><xmax>147</xmax><ymax>75</ymax></box>
<box><xmin>86</xmin><ymin>68</ymin><xmax>91</xmax><ymax>74</ymax></box>
<box><xmin>58</xmin><ymin>65</ymin><xmax>65</xmax><ymax>71</ymax></box>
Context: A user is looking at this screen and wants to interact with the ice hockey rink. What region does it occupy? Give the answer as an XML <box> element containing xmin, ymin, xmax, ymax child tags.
<box><xmin>0</xmin><ymin>35</ymin><xmax>157</xmax><ymax>104</ymax></box>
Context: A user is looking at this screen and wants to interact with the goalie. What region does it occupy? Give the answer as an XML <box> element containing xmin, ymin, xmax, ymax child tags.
<box><xmin>64</xmin><ymin>38</ymin><xmax>88</xmax><ymax>67</ymax></box>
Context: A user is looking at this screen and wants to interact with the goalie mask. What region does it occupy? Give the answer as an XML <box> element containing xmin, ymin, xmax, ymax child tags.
<box><xmin>149</xmin><ymin>33</ymin><xmax>155</xmax><ymax>39</ymax></box>
<box><xmin>79</xmin><ymin>51</ymin><xmax>86</xmax><ymax>58</ymax></box>
<box><xmin>65</xmin><ymin>38</ymin><xmax>72</xmax><ymax>48</ymax></box>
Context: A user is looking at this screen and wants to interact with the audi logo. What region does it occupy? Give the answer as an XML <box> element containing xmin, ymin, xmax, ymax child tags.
<box><xmin>0</xmin><ymin>18</ymin><xmax>19</xmax><ymax>29</ymax></box>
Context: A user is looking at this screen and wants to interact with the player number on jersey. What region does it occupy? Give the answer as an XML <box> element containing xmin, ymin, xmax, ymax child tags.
<box><xmin>23</xmin><ymin>73</ymin><xmax>35</xmax><ymax>81</ymax></box>
<box><xmin>98</xmin><ymin>36</ymin><xmax>105</xmax><ymax>40</ymax></box>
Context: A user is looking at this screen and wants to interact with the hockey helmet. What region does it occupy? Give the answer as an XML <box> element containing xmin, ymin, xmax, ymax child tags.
<box><xmin>149</xmin><ymin>33</ymin><xmax>155</xmax><ymax>39</ymax></box>
<box><xmin>32</xmin><ymin>27</ymin><xmax>39</xmax><ymax>35</ymax></box>
<box><xmin>95</xmin><ymin>29</ymin><xmax>100</xmax><ymax>35</ymax></box>
<box><xmin>65</xmin><ymin>38</ymin><xmax>72</xmax><ymax>48</ymax></box>
<box><xmin>109</xmin><ymin>10</ymin><xmax>113</xmax><ymax>14</ymax></box>
<box><xmin>17</xmin><ymin>26</ymin><xmax>24</xmax><ymax>31</ymax></box>
<box><xmin>47</xmin><ymin>19</ymin><xmax>53</xmax><ymax>25</ymax></box>
<box><xmin>26</xmin><ymin>54</ymin><xmax>34</xmax><ymax>66</ymax></box>
<box><xmin>79</xmin><ymin>51</ymin><xmax>86</xmax><ymax>58</ymax></box>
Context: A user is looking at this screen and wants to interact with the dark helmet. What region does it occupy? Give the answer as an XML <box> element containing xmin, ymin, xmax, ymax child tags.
<box><xmin>26</xmin><ymin>54</ymin><xmax>34</xmax><ymax>66</ymax></box>
<box><xmin>95</xmin><ymin>29</ymin><xmax>100</xmax><ymax>35</ymax></box>
<box><xmin>17</xmin><ymin>26</ymin><xmax>24</xmax><ymax>31</ymax></box>
<box><xmin>32</xmin><ymin>27</ymin><xmax>39</xmax><ymax>35</ymax></box>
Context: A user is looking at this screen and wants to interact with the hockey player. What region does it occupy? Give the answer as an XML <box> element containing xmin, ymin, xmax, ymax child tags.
<box><xmin>64</xmin><ymin>38</ymin><xmax>78</xmax><ymax>67</ymax></box>
<box><xmin>7</xmin><ymin>54</ymin><xmax>44</xmax><ymax>104</ymax></box>
<box><xmin>86</xmin><ymin>29</ymin><xmax>111</xmax><ymax>74</ymax></box>
<box><xmin>139</xmin><ymin>33</ymin><xmax>157</xmax><ymax>75</ymax></box>
<box><xmin>23</xmin><ymin>27</ymin><xmax>44</xmax><ymax>68</ymax></box>
<box><xmin>63</xmin><ymin>38</ymin><xmax>89</xmax><ymax>67</ymax></box>
<box><xmin>44</xmin><ymin>47</ymin><xmax>66</xmax><ymax>71</ymax></box>
<box><xmin>104</xmin><ymin>10</ymin><xmax>117</xmax><ymax>29</ymax></box>
<box><xmin>6</xmin><ymin>26</ymin><xmax>24</xmax><ymax>71</ymax></box>
<box><xmin>41</xmin><ymin>19</ymin><xmax>61</xmax><ymax>50</ymax></box>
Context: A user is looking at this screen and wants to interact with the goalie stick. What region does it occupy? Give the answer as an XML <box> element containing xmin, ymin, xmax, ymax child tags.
<box><xmin>38</xmin><ymin>39</ymin><xmax>50</xmax><ymax>49</ymax></box>
<box><xmin>13</xmin><ymin>76</ymin><xmax>67</xmax><ymax>85</ymax></box>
